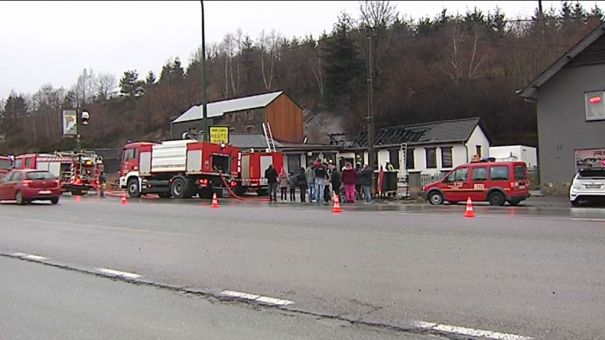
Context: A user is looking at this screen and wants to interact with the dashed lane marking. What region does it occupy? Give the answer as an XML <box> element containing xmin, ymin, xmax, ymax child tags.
<box><xmin>12</xmin><ymin>252</ymin><xmax>48</xmax><ymax>261</ymax></box>
<box><xmin>221</xmin><ymin>290</ymin><xmax>294</xmax><ymax>306</ymax></box>
<box><xmin>412</xmin><ymin>321</ymin><xmax>533</xmax><ymax>340</ymax></box>
<box><xmin>96</xmin><ymin>268</ymin><xmax>142</xmax><ymax>279</ymax></box>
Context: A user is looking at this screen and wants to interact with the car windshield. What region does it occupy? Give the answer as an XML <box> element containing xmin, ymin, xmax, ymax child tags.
<box><xmin>26</xmin><ymin>171</ymin><xmax>56</xmax><ymax>180</ymax></box>
<box><xmin>578</xmin><ymin>169</ymin><xmax>605</xmax><ymax>179</ymax></box>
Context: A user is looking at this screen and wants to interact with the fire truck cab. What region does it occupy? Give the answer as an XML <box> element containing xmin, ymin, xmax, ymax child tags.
<box><xmin>119</xmin><ymin>140</ymin><xmax>240</xmax><ymax>199</ymax></box>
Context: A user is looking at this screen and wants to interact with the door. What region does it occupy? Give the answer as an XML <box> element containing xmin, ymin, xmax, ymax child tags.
<box><xmin>469</xmin><ymin>166</ymin><xmax>488</xmax><ymax>201</ymax></box>
<box><xmin>0</xmin><ymin>172</ymin><xmax>14</xmax><ymax>199</ymax></box>
<box><xmin>443</xmin><ymin>167</ymin><xmax>469</xmax><ymax>202</ymax></box>
<box><xmin>0</xmin><ymin>172</ymin><xmax>18</xmax><ymax>200</ymax></box>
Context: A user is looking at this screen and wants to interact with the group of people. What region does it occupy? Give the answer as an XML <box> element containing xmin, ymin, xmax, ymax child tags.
<box><xmin>264</xmin><ymin>160</ymin><xmax>374</xmax><ymax>204</ymax></box>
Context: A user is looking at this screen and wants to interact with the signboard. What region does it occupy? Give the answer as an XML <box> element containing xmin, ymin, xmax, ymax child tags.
<box><xmin>62</xmin><ymin>110</ymin><xmax>78</xmax><ymax>136</ymax></box>
<box><xmin>575</xmin><ymin>147</ymin><xmax>605</xmax><ymax>171</ymax></box>
<box><xmin>209</xmin><ymin>126</ymin><xmax>229</xmax><ymax>144</ymax></box>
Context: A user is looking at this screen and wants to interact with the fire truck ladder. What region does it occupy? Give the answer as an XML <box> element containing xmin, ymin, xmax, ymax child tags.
<box><xmin>262</xmin><ymin>122</ymin><xmax>277</xmax><ymax>152</ymax></box>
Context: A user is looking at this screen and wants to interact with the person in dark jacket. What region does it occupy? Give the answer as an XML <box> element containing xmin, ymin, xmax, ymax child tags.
<box><xmin>265</xmin><ymin>164</ymin><xmax>278</xmax><ymax>202</ymax></box>
<box><xmin>296</xmin><ymin>167</ymin><xmax>308</xmax><ymax>202</ymax></box>
<box><xmin>313</xmin><ymin>160</ymin><xmax>328</xmax><ymax>204</ymax></box>
<box><xmin>341</xmin><ymin>162</ymin><xmax>357</xmax><ymax>203</ymax></box>
<box><xmin>330</xmin><ymin>164</ymin><xmax>342</xmax><ymax>202</ymax></box>
<box><xmin>359</xmin><ymin>164</ymin><xmax>374</xmax><ymax>203</ymax></box>
<box><xmin>288</xmin><ymin>171</ymin><xmax>297</xmax><ymax>202</ymax></box>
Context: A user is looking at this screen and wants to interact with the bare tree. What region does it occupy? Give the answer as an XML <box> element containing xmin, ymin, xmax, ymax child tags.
<box><xmin>258</xmin><ymin>30</ymin><xmax>282</xmax><ymax>91</ymax></box>
<box><xmin>95</xmin><ymin>73</ymin><xmax>117</xmax><ymax>100</ymax></box>
<box><xmin>359</xmin><ymin>0</ymin><xmax>397</xmax><ymax>29</ymax></box>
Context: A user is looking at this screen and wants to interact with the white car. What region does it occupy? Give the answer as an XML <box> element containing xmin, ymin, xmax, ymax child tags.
<box><xmin>569</xmin><ymin>168</ymin><xmax>605</xmax><ymax>207</ymax></box>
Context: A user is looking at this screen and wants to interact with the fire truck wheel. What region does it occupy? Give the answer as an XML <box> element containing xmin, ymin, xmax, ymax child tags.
<box><xmin>170</xmin><ymin>178</ymin><xmax>187</xmax><ymax>199</ymax></box>
<box><xmin>234</xmin><ymin>185</ymin><xmax>246</xmax><ymax>196</ymax></box>
<box><xmin>127</xmin><ymin>178</ymin><xmax>141</xmax><ymax>198</ymax></box>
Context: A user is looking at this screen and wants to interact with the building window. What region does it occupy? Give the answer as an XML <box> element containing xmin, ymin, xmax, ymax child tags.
<box><xmin>475</xmin><ymin>145</ymin><xmax>482</xmax><ymax>158</ymax></box>
<box><xmin>406</xmin><ymin>148</ymin><xmax>414</xmax><ymax>169</ymax></box>
<box><xmin>441</xmin><ymin>147</ymin><xmax>453</xmax><ymax>168</ymax></box>
<box><xmin>585</xmin><ymin>91</ymin><xmax>605</xmax><ymax>121</ymax></box>
<box><xmin>229</xmin><ymin>113</ymin><xmax>236</xmax><ymax>123</ymax></box>
<box><xmin>245</xmin><ymin>125</ymin><xmax>254</xmax><ymax>133</ymax></box>
<box><xmin>426</xmin><ymin>148</ymin><xmax>437</xmax><ymax>169</ymax></box>
<box><xmin>388</xmin><ymin>149</ymin><xmax>400</xmax><ymax>169</ymax></box>
<box><xmin>246</xmin><ymin>110</ymin><xmax>254</xmax><ymax>120</ymax></box>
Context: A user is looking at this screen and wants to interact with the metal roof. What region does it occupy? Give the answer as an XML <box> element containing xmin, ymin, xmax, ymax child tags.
<box><xmin>517</xmin><ymin>23</ymin><xmax>605</xmax><ymax>100</ymax></box>
<box><xmin>173</xmin><ymin>91</ymin><xmax>283</xmax><ymax>123</ymax></box>
<box><xmin>329</xmin><ymin>117</ymin><xmax>482</xmax><ymax>148</ymax></box>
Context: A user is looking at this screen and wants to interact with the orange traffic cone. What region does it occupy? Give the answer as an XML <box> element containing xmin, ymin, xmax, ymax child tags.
<box><xmin>332</xmin><ymin>193</ymin><xmax>342</xmax><ymax>213</ymax></box>
<box><xmin>121</xmin><ymin>194</ymin><xmax>128</xmax><ymax>206</ymax></box>
<box><xmin>464</xmin><ymin>196</ymin><xmax>475</xmax><ymax>218</ymax></box>
<box><xmin>211</xmin><ymin>193</ymin><xmax>220</xmax><ymax>208</ymax></box>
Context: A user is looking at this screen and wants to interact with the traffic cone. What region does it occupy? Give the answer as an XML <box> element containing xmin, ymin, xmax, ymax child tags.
<box><xmin>211</xmin><ymin>193</ymin><xmax>219</xmax><ymax>208</ymax></box>
<box><xmin>332</xmin><ymin>193</ymin><xmax>342</xmax><ymax>213</ymax></box>
<box><xmin>75</xmin><ymin>194</ymin><xmax>81</xmax><ymax>202</ymax></box>
<box><xmin>121</xmin><ymin>193</ymin><xmax>128</xmax><ymax>206</ymax></box>
<box><xmin>464</xmin><ymin>196</ymin><xmax>475</xmax><ymax>218</ymax></box>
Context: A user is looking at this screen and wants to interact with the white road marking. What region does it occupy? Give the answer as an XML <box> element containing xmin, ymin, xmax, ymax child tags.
<box><xmin>413</xmin><ymin>321</ymin><xmax>533</xmax><ymax>340</ymax></box>
<box><xmin>12</xmin><ymin>252</ymin><xmax>47</xmax><ymax>261</ymax></box>
<box><xmin>96</xmin><ymin>268</ymin><xmax>141</xmax><ymax>279</ymax></box>
<box><xmin>221</xmin><ymin>290</ymin><xmax>293</xmax><ymax>306</ymax></box>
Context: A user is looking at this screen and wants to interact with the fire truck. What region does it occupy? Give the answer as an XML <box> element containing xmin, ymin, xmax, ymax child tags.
<box><xmin>14</xmin><ymin>151</ymin><xmax>104</xmax><ymax>195</ymax></box>
<box><xmin>0</xmin><ymin>156</ymin><xmax>12</xmax><ymax>176</ymax></box>
<box><xmin>235</xmin><ymin>150</ymin><xmax>285</xmax><ymax>196</ymax></box>
<box><xmin>56</xmin><ymin>151</ymin><xmax>104</xmax><ymax>195</ymax></box>
<box><xmin>13</xmin><ymin>153</ymin><xmax>74</xmax><ymax>183</ymax></box>
<box><xmin>119</xmin><ymin>140</ymin><xmax>240</xmax><ymax>199</ymax></box>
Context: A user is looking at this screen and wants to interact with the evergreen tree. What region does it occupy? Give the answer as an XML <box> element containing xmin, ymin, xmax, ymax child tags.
<box><xmin>145</xmin><ymin>71</ymin><xmax>156</xmax><ymax>87</ymax></box>
<box><xmin>322</xmin><ymin>12</ymin><xmax>364</xmax><ymax>110</ymax></box>
<box><xmin>119</xmin><ymin>70</ymin><xmax>143</xmax><ymax>98</ymax></box>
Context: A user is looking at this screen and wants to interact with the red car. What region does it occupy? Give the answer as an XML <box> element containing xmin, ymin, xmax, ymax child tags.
<box><xmin>0</xmin><ymin>170</ymin><xmax>61</xmax><ymax>205</ymax></box>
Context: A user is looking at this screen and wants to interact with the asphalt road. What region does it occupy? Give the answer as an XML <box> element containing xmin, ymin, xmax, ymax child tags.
<box><xmin>0</xmin><ymin>256</ymin><xmax>427</xmax><ymax>340</ymax></box>
<box><xmin>0</xmin><ymin>195</ymin><xmax>603</xmax><ymax>339</ymax></box>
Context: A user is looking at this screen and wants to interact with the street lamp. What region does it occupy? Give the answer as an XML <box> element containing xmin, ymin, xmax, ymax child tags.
<box><xmin>200</xmin><ymin>0</ymin><xmax>209</xmax><ymax>142</ymax></box>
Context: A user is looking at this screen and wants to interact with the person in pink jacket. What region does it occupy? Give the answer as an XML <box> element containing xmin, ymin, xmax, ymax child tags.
<box><xmin>340</xmin><ymin>162</ymin><xmax>357</xmax><ymax>203</ymax></box>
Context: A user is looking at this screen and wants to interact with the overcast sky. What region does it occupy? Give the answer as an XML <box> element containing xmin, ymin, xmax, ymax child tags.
<box><xmin>1</xmin><ymin>1</ymin><xmax>603</xmax><ymax>100</ymax></box>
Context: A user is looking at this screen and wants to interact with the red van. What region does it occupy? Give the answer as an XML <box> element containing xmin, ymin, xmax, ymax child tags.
<box><xmin>422</xmin><ymin>161</ymin><xmax>530</xmax><ymax>206</ymax></box>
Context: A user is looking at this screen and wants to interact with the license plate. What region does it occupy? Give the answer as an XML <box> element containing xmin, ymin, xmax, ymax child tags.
<box><xmin>585</xmin><ymin>184</ymin><xmax>601</xmax><ymax>189</ymax></box>
<box><xmin>519</xmin><ymin>185</ymin><xmax>526</xmax><ymax>189</ymax></box>
<box><xmin>39</xmin><ymin>190</ymin><xmax>52</xmax><ymax>195</ymax></box>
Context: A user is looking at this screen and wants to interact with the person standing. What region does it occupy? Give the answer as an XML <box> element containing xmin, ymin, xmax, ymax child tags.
<box><xmin>355</xmin><ymin>163</ymin><xmax>362</xmax><ymax>200</ymax></box>
<box><xmin>265</xmin><ymin>164</ymin><xmax>278</xmax><ymax>202</ymax></box>
<box><xmin>278</xmin><ymin>168</ymin><xmax>289</xmax><ymax>201</ymax></box>
<box><xmin>288</xmin><ymin>171</ymin><xmax>297</xmax><ymax>202</ymax></box>
<box><xmin>305</xmin><ymin>161</ymin><xmax>316</xmax><ymax>203</ymax></box>
<box><xmin>341</xmin><ymin>162</ymin><xmax>357</xmax><ymax>203</ymax></box>
<box><xmin>330</xmin><ymin>164</ymin><xmax>342</xmax><ymax>203</ymax></box>
<box><xmin>359</xmin><ymin>164</ymin><xmax>374</xmax><ymax>203</ymax></box>
<box><xmin>99</xmin><ymin>171</ymin><xmax>107</xmax><ymax>198</ymax></box>
<box><xmin>296</xmin><ymin>167</ymin><xmax>308</xmax><ymax>202</ymax></box>
<box><xmin>313</xmin><ymin>160</ymin><xmax>328</xmax><ymax>204</ymax></box>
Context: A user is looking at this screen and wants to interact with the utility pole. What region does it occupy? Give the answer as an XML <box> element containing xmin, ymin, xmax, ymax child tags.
<box><xmin>366</xmin><ymin>30</ymin><xmax>375</xmax><ymax>170</ymax></box>
<box><xmin>200</xmin><ymin>0</ymin><xmax>209</xmax><ymax>142</ymax></box>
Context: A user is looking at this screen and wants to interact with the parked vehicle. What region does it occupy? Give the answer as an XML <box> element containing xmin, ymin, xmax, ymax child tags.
<box><xmin>422</xmin><ymin>160</ymin><xmax>530</xmax><ymax>206</ymax></box>
<box><xmin>119</xmin><ymin>140</ymin><xmax>240</xmax><ymax>199</ymax></box>
<box><xmin>0</xmin><ymin>170</ymin><xmax>61</xmax><ymax>205</ymax></box>
<box><xmin>569</xmin><ymin>168</ymin><xmax>605</xmax><ymax>207</ymax></box>
<box><xmin>56</xmin><ymin>151</ymin><xmax>104</xmax><ymax>195</ymax></box>
<box><xmin>234</xmin><ymin>150</ymin><xmax>284</xmax><ymax>196</ymax></box>
<box><xmin>0</xmin><ymin>156</ymin><xmax>12</xmax><ymax>176</ymax></box>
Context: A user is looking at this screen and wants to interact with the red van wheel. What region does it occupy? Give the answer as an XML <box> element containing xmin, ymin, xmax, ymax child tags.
<box><xmin>428</xmin><ymin>191</ymin><xmax>444</xmax><ymax>205</ymax></box>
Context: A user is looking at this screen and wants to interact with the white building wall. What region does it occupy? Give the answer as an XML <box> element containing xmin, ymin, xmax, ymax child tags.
<box><xmin>466</xmin><ymin>126</ymin><xmax>490</xmax><ymax>160</ymax></box>
<box><xmin>377</xmin><ymin>150</ymin><xmax>390</xmax><ymax>169</ymax></box>
<box><xmin>452</xmin><ymin>144</ymin><xmax>468</xmax><ymax>167</ymax></box>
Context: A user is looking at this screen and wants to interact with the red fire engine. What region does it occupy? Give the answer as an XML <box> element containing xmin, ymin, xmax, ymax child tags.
<box><xmin>13</xmin><ymin>153</ymin><xmax>74</xmax><ymax>183</ymax></box>
<box><xmin>119</xmin><ymin>140</ymin><xmax>240</xmax><ymax>199</ymax></box>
